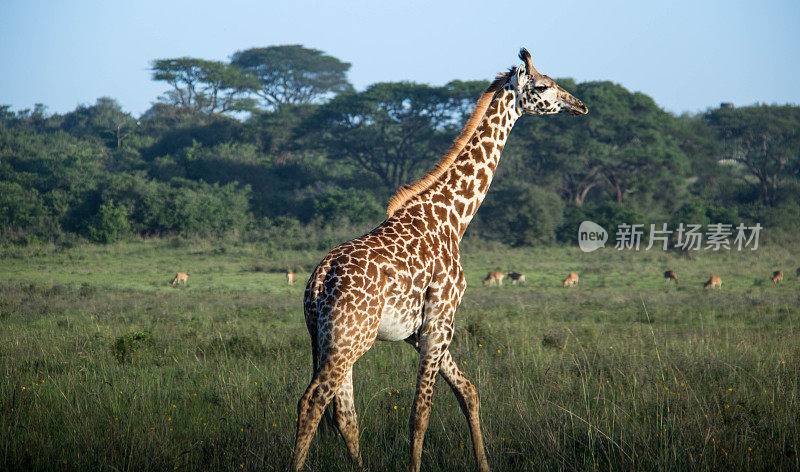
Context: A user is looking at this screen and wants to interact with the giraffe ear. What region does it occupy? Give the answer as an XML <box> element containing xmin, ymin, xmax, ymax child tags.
<box><xmin>519</xmin><ymin>48</ymin><xmax>531</xmax><ymax>66</ymax></box>
<box><xmin>518</xmin><ymin>48</ymin><xmax>538</xmax><ymax>76</ymax></box>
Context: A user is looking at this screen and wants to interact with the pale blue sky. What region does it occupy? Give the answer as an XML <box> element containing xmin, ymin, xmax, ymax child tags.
<box><xmin>2</xmin><ymin>0</ymin><xmax>799</xmax><ymax>117</ymax></box>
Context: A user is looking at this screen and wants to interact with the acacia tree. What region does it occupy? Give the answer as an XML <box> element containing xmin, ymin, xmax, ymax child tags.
<box><xmin>151</xmin><ymin>58</ymin><xmax>256</xmax><ymax>114</ymax></box>
<box><xmin>300</xmin><ymin>81</ymin><xmax>472</xmax><ymax>191</ymax></box>
<box><xmin>231</xmin><ymin>45</ymin><xmax>353</xmax><ymax>111</ymax></box>
<box><xmin>706</xmin><ymin>105</ymin><xmax>800</xmax><ymax>206</ymax></box>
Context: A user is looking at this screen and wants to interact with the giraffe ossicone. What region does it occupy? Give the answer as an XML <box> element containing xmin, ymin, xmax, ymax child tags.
<box><xmin>292</xmin><ymin>47</ymin><xmax>587</xmax><ymax>472</ymax></box>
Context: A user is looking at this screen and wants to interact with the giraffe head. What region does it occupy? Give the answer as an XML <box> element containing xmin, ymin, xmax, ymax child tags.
<box><xmin>512</xmin><ymin>48</ymin><xmax>587</xmax><ymax>116</ymax></box>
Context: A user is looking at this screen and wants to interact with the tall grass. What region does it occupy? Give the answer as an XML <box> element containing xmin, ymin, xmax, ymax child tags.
<box><xmin>1</xmin><ymin>239</ymin><xmax>798</xmax><ymax>471</ymax></box>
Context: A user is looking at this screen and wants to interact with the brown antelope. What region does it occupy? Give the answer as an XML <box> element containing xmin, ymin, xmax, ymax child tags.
<box><xmin>482</xmin><ymin>271</ymin><xmax>504</xmax><ymax>286</ymax></box>
<box><xmin>562</xmin><ymin>272</ymin><xmax>579</xmax><ymax>287</ymax></box>
<box><xmin>703</xmin><ymin>275</ymin><xmax>722</xmax><ymax>289</ymax></box>
<box><xmin>506</xmin><ymin>272</ymin><xmax>526</xmax><ymax>286</ymax></box>
<box><xmin>664</xmin><ymin>270</ymin><xmax>679</xmax><ymax>285</ymax></box>
<box><xmin>771</xmin><ymin>270</ymin><xmax>783</xmax><ymax>285</ymax></box>
<box><xmin>286</xmin><ymin>271</ymin><xmax>296</xmax><ymax>285</ymax></box>
<box><xmin>171</xmin><ymin>272</ymin><xmax>188</xmax><ymax>287</ymax></box>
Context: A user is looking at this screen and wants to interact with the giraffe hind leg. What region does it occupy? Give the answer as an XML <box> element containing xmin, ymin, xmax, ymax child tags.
<box><xmin>308</xmin><ymin>318</ymin><xmax>364</xmax><ymax>466</ymax></box>
<box><xmin>292</xmin><ymin>361</ymin><xmax>349</xmax><ymax>471</ymax></box>
<box><xmin>319</xmin><ymin>367</ymin><xmax>362</xmax><ymax>467</ymax></box>
<box><xmin>328</xmin><ymin>369</ymin><xmax>362</xmax><ymax>466</ymax></box>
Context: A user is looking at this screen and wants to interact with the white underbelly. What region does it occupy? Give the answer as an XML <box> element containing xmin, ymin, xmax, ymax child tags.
<box><xmin>376</xmin><ymin>304</ymin><xmax>420</xmax><ymax>341</ymax></box>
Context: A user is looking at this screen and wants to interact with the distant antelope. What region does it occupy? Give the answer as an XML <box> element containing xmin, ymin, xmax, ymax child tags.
<box><xmin>664</xmin><ymin>270</ymin><xmax>679</xmax><ymax>285</ymax></box>
<box><xmin>482</xmin><ymin>271</ymin><xmax>504</xmax><ymax>286</ymax></box>
<box><xmin>171</xmin><ymin>272</ymin><xmax>188</xmax><ymax>287</ymax></box>
<box><xmin>506</xmin><ymin>272</ymin><xmax>526</xmax><ymax>286</ymax></box>
<box><xmin>703</xmin><ymin>275</ymin><xmax>722</xmax><ymax>289</ymax></box>
<box><xmin>771</xmin><ymin>270</ymin><xmax>783</xmax><ymax>285</ymax></box>
<box><xmin>562</xmin><ymin>272</ymin><xmax>579</xmax><ymax>287</ymax></box>
<box><xmin>286</xmin><ymin>271</ymin><xmax>296</xmax><ymax>285</ymax></box>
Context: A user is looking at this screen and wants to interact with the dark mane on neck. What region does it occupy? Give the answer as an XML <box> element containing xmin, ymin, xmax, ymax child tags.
<box><xmin>385</xmin><ymin>68</ymin><xmax>515</xmax><ymax>217</ymax></box>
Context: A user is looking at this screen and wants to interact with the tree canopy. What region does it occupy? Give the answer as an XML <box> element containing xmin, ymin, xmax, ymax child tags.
<box><xmin>1</xmin><ymin>44</ymin><xmax>799</xmax><ymax>247</ymax></box>
<box><xmin>300</xmin><ymin>81</ymin><xmax>473</xmax><ymax>190</ymax></box>
<box><xmin>705</xmin><ymin>104</ymin><xmax>800</xmax><ymax>206</ymax></box>
<box><xmin>231</xmin><ymin>45</ymin><xmax>353</xmax><ymax>111</ymax></box>
<box><xmin>151</xmin><ymin>57</ymin><xmax>257</xmax><ymax>114</ymax></box>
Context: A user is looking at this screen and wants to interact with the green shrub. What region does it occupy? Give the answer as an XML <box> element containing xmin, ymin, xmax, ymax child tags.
<box><xmin>669</xmin><ymin>200</ymin><xmax>739</xmax><ymax>228</ymax></box>
<box><xmin>311</xmin><ymin>187</ymin><xmax>383</xmax><ymax>226</ymax></box>
<box><xmin>477</xmin><ymin>183</ymin><xmax>564</xmax><ymax>246</ymax></box>
<box><xmin>88</xmin><ymin>200</ymin><xmax>130</xmax><ymax>243</ymax></box>
<box><xmin>110</xmin><ymin>330</ymin><xmax>149</xmax><ymax>364</ymax></box>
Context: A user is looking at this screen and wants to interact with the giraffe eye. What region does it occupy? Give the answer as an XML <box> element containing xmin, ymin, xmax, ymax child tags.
<box><xmin>534</xmin><ymin>85</ymin><xmax>548</xmax><ymax>93</ymax></box>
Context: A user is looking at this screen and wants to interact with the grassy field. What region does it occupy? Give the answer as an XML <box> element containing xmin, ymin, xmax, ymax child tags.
<box><xmin>1</xmin><ymin>238</ymin><xmax>798</xmax><ymax>471</ymax></box>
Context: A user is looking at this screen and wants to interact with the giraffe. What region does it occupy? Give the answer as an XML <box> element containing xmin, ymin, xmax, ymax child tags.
<box><xmin>292</xmin><ymin>48</ymin><xmax>587</xmax><ymax>472</ymax></box>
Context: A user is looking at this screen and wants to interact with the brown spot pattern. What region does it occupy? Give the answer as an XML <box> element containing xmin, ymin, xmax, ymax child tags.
<box><xmin>292</xmin><ymin>49</ymin><xmax>587</xmax><ymax>472</ymax></box>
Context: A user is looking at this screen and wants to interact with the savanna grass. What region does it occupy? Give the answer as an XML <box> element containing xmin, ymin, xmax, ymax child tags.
<box><xmin>1</xmin><ymin>239</ymin><xmax>798</xmax><ymax>471</ymax></box>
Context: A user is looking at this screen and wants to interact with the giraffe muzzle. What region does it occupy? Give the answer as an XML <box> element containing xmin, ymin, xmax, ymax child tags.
<box><xmin>566</xmin><ymin>100</ymin><xmax>588</xmax><ymax>116</ymax></box>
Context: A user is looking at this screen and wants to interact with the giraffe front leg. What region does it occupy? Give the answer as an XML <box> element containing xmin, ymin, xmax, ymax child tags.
<box><xmin>407</xmin><ymin>267</ymin><xmax>465</xmax><ymax>472</ymax></box>
<box><xmin>439</xmin><ymin>350</ymin><xmax>490</xmax><ymax>472</ymax></box>
<box><xmin>409</xmin><ymin>332</ymin><xmax>448</xmax><ymax>472</ymax></box>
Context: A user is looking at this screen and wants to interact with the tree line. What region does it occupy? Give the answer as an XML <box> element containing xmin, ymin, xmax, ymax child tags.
<box><xmin>1</xmin><ymin>45</ymin><xmax>799</xmax><ymax>248</ymax></box>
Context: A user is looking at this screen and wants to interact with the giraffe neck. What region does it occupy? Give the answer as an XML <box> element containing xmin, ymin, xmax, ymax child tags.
<box><xmin>426</xmin><ymin>86</ymin><xmax>520</xmax><ymax>240</ymax></box>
